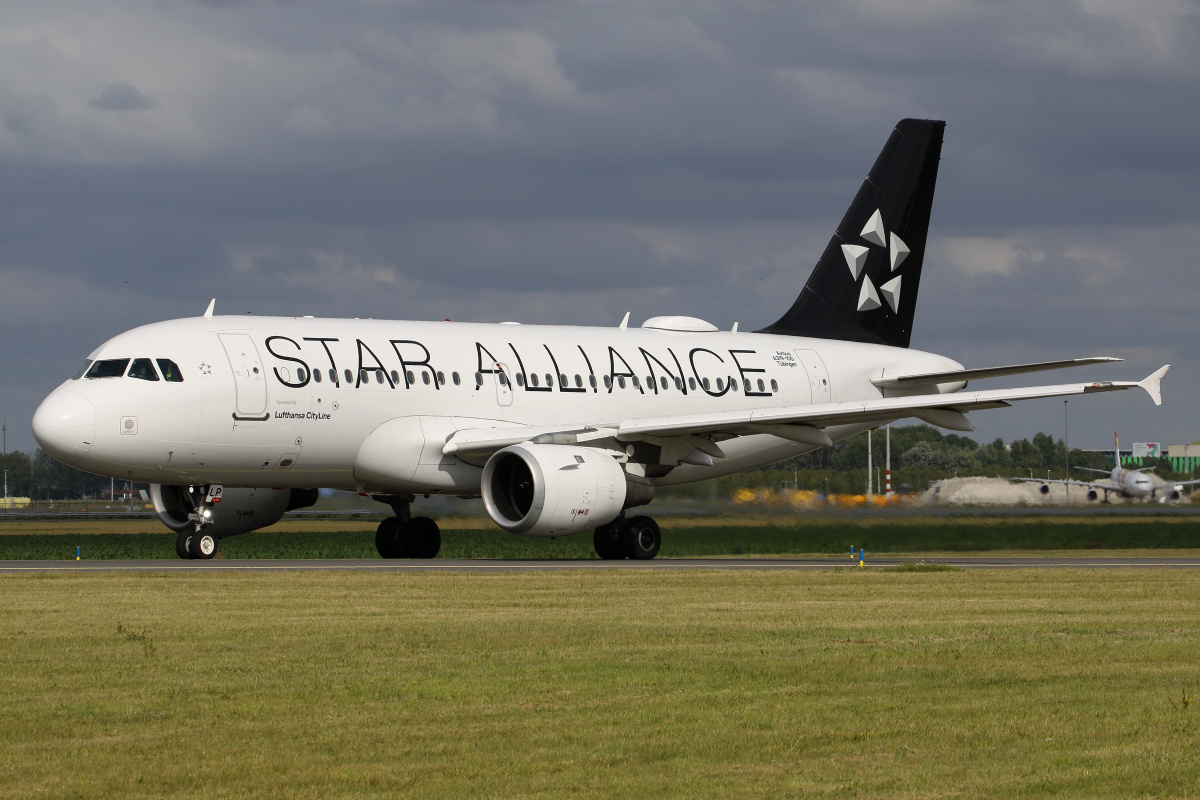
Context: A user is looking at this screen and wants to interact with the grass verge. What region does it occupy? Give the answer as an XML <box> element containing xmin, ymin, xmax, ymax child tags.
<box><xmin>1</xmin><ymin>569</ymin><xmax>1198</xmax><ymax>798</ymax></box>
<box><xmin>4</xmin><ymin>516</ymin><xmax>1200</xmax><ymax>559</ymax></box>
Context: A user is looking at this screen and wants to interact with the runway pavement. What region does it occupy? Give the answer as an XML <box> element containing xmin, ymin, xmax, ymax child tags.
<box><xmin>2</xmin><ymin>556</ymin><xmax>1200</xmax><ymax>573</ymax></box>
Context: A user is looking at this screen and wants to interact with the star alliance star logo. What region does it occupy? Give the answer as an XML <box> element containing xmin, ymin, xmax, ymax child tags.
<box><xmin>198</xmin><ymin>362</ymin><xmax>212</xmax><ymax>375</ymax></box>
<box><xmin>841</xmin><ymin>209</ymin><xmax>907</xmax><ymax>313</ymax></box>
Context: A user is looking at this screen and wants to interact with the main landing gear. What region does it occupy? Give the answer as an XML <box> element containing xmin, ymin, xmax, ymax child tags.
<box><xmin>593</xmin><ymin>515</ymin><xmax>661</xmax><ymax>560</ymax></box>
<box><xmin>374</xmin><ymin>496</ymin><xmax>441</xmax><ymax>559</ymax></box>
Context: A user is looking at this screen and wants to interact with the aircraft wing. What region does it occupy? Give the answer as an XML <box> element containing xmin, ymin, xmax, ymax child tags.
<box><xmin>1011</xmin><ymin>477</ymin><xmax>1106</xmax><ymax>490</ymax></box>
<box><xmin>444</xmin><ymin>366</ymin><xmax>1170</xmax><ymax>459</ymax></box>
<box><xmin>1073</xmin><ymin>466</ymin><xmax>1112</xmax><ymax>475</ymax></box>
<box><xmin>871</xmin><ymin>356</ymin><xmax>1122</xmax><ymax>389</ymax></box>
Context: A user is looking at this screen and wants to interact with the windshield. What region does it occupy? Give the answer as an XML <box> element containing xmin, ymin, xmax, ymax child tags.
<box><xmin>156</xmin><ymin>359</ymin><xmax>184</xmax><ymax>383</ymax></box>
<box><xmin>71</xmin><ymin>360</ymin><xmax>93</xmax><ymax>380</ymax></box>
<box><xmin>128</xmin><ymin>358</ymin><xmax>160</xmax><ymax>381</ymax></box>
<box><xmin>85</xmin><ymin>358</ymin><xmax>130</xmax><ymax>379</ymax></box>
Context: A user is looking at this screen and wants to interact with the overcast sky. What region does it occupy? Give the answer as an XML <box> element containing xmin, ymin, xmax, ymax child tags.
<box><xmin>3</xmin><ymin>0</ymin><xmax>1199</xmax><ymax>456</ymax></box>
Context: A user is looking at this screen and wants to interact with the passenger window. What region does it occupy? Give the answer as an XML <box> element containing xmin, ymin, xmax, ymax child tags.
<box><xmin>452</xmin><ymin>372</ymin><xmax>461</xmax><ymax>386</ymax></box>
<box><xmin>475</xmin><ymin>372</ymin><xmax>483</xmax><ymax>386</ymax></box>
<box><xmin>376</xmin><ymin>370</ymin><xmax>385</xmax><ymax>384</ymax></box>
<box><xmin>71</xmin><ymin>360</ymin><xmax>93</xmax><ymax>380</ymax></box>
<box><xmin>499</xmin><ymin>372</ymin><xmax>509</xmax><ymax>387</ymax></box>
<box><xmin>530</xmin><ymin>373</ymin><xmax>539</xmax><ymax>387</ymax></box>
<box><xmin>313</xmin><ymin>369</ymin><xmax>322</xmax><ymax>384</ymax></box>
<box><xmin>575</xmin><ymin>375</ymin><xmax>583</xmax><ymax>388</ymax></box>
<box><xmin>770</xmin><ymin>379</ymin><xmax>779</xmax><ymax>392</ymax></box>
<box><xmin>757</xmin><ymin>379</ymin><xmax>766</xmax><ymax>392</ymax></box>
<box><xmin>359</xmin><ymin>369</ymin><xmax>368</xmax><ymax>384</ymax></box>
<box><xmin>329</xmin><ymin>369</ymin><xmax>337</xmax><ymax>384</ymax></box>
<box><xmin>545</xmin><ymin>373</ymin><xmax>553</xmax><ymax>387</ymax></box>
<box><xmin>156</xmin><ymin>359</ymin><xmax>184</xmax><ymax>383</ymax></box>
<box><xmin>86</xmin><ymin>359</ymin><xmax>130</xmax><ymax>379</ymax></box>
<box><xmin>674</xmin><ymin>377</ymin><xmax>682</xmax><ymax>390</ymax></box>
<box><xmin>406</xmin><ymin>370</ymin><xmax>415</xmax><ymax>385</ymax></box>
<box><xmin>702</xmin><ymin>378</ymin><xmax>710</xmax><ymax>391</ymax></box>
<box><xmin>603</xmin><ymin>376</ymin><xmax>611</xmax><ymax>389</ymax></box>
<box><xmin>344</xmin><ymin>369</ymin><xmax>353</xmax><ymax>384</ymax></box>
<box><xmin>715</xmin><ymin>378</ymin><xmax>724</xmax><ymax>392</ymax></box>
<box><xmin>688</xmin><ymin>377</ymin><xmax>696</xmax><ymax>391</ymax></box>
<box><xmin>560</xmin><ymin>374</ymin><xmax>568</xmax><ymax>387</ymax></box>
<box><xmin>128</xmin><ymin>358</ymin><xmax>159</xmax><ymax>381</ymax></box>
<box><xmin>618</xmin><ymin>377</ymin><xmax>626</xmax><ymax>389</ymax></box>
<box><xmin>422</xmin><ymin>372</ymin><xmax>430</xmax><ymax>385</ymax></box>
<box><xmin>516</xmin><ymin>373</ymin><xmax>525</xmax><ymax>387</ymax></box>
<box><xmin>589</xmin><ymin>375</ymin><xmax>597</xmax><ymax>389</ymax></box>
<box><xmin>437</xmin><ymin>371</ymin><xmax>445</xmax><ymax>386</ymax></box>
<box><xmin>632</xmin><ymin>376</ymin><xmax>639</xmax><ymax>389</ymax></box>
<box><xmin>391</xmin><ymin>370</ymin><xmax>400</xmax><ymax>384</ymax></box>
<box><xmin>660</xmin><ymin>377</ymin><xmax>668</xmax><ymax>390</ymax></box>
<box><xmin>744</xmin><ymin>379</ymin><xmax>751</xmax><ymax>393</ymax></box>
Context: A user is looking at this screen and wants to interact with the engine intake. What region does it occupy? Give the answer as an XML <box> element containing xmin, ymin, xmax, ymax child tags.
<box><xmin>150</xmin><ymin>484</ymin><xmax>318</xmax><ymax>538</ymax></box>
<box><xmin>482</xmin><ymin>444</ymin><xmax>635</xmax><ymax>537</ymax></box>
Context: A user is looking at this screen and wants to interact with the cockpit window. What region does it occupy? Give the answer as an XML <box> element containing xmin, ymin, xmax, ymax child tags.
<box><xmin>128</xmin><ymin>358</ymin><xmax>160</xmax><ymax>382</ymax></box>
<box><xmin>71</xmin><ymin>360</ymin><xmax>93</xmax><ymax>380</ymax></box>
<box><xmin>85</xmin><ymin>358</ymin><xmax>130</xmax><ymax>379</ymax></box>
<box><xmin>156</xmin><ymin>359</ymin><xmax>184</xmax><ymax>383</ymax></box>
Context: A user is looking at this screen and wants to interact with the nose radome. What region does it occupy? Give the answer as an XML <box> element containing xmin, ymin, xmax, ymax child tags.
<box><xmin>32</xmin><ymin>389</ymin><xmax>96</xmax><ymax>465</ymax></box>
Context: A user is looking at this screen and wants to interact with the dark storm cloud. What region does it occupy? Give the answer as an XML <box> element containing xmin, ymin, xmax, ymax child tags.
<box><xmin>2</xmin><ymin>0</ymin><xmax>1199</xmax><ymax>451</ymax></box>
<box><xmin>88</xmin><ymin>82</ymin><xmax>157</xmax><ymax>112</ymax></box>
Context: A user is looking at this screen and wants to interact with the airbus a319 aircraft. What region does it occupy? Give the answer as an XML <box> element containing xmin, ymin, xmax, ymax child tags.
<box><xmin>32</xmin><ymin>119</ymin><xmax>1170</xmax><ymax>560</ymax></box>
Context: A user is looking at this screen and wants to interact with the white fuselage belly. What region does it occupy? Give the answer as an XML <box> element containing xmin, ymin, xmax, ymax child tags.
<box><xmin>44</xmin><ymin>316</ymin><xmax>963</xmax><ymax>492</ymax></box>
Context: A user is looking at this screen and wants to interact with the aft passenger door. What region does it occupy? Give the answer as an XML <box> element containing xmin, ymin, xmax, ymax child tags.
<box><xmin>794</xmin><ymin>349</ymin><xmax>831</xmax><ymax>404</ymax></box>
<box><xmin>219</xmin><ymin>333</ymin><xmax>269</xmax><ymax>420</ymax></box>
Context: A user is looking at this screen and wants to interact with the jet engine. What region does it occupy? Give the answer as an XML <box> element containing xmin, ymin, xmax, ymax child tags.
<box><xmin>150</xmin><ymin>484</ymin><xmax>319</xmax><ymax>538</ymax></box>
<box><xmin>481</xmin><ymin>444</ymin><xmax>643</xmax><ymax>537</ymax></box>
<box><xmin>1158</xmin><ymin>487</ymin><xmax>1182</xmax><ymax>502</ymax></box>
<box><xmin>1039</xmin><ymin>484</ymin><xmax>1050</xmax><ymax>495</ymax></box>
<box><xmin>1087</xmin><ymin>490</ymin><xmax>1099</xmax><ymax>501</ymax></box>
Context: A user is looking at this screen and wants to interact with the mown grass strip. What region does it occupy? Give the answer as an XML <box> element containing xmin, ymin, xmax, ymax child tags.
<box><xmin>4</xmin><ymin>517</ymin><xmax>1200</xmax><ymax>560</ymax></box>
<box><xmin>1</xmin><ymin>569</ymin><xmax>1198</xmax><ymax>798</ymax></box>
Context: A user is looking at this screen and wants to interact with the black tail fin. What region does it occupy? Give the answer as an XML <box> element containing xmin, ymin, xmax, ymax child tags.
<box><xmin>759</xmin><ymin>119</ymin><xmax>945</xmax><ymax>348</ymax></box>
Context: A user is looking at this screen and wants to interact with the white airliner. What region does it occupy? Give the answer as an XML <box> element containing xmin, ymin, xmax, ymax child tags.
<box><xmin>1017</xmin><ymin>434</ymin><xmax>1199</xmax><ymax>502</ymax></box>
<box><xmin>32</xmin><ymin>119</ymin><xmax>1170</xmax><ymax>560</ymax></box>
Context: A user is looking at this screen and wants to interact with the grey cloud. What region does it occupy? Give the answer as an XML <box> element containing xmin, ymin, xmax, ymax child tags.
<box><xmin>1</xmin><ymin>0</ymin><xmax>1199</xmax><ymax>452</ymax></box>
<box><xmin>88</xmin><ymin>82</ymin><xmax>157</xmax><ymax>112</ymax></box>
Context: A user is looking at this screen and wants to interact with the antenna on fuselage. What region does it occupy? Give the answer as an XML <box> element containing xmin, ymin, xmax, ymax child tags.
<box><xmin>618</xmin><ymin>312</ymin><xmax>630</xmax><ymax>329</ymax></box>
<box><xmin>203</xmin><ymin>299</ymin><xmax>215</xmax><ymax>319</ymax></box>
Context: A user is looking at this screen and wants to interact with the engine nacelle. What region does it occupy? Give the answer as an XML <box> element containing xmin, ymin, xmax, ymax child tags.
<box><xmin>150</xmin><ymin>484</ymin><xmax>318</xmax><ymax>538</ymax></box>
<box><xmin>1086</xmin><ymin>490</ymin><xmax>1099</xmax><ymax>501</ymax></box>
<box><xmin>1039</xmin><ymin>484</ymin><xmax>1050</xmax><ymax>495</ymax></box>
<box><xmin>481</xmin><ymin>444</ymin><xmax>632</xmax><ymax>537</ymax></box>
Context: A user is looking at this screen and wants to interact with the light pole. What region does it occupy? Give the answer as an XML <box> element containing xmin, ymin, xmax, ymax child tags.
<box><xmin>1064</xmin><ymin>400</ymin><xmax>1069</xmax><ymax>504</ymax></box>
<box><xmin>866</xmin><ymin>429</ymin><xmax>873</xmax><ymax>500</ymax></box>
<box><xmin>1</xmin><ymin>419</ymin><xmax>7</xmax><ymax>454</ymax></box>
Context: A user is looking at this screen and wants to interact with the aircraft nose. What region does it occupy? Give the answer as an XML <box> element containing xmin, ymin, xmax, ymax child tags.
<box><xmin>32</xmin><ymin>389</ymin><xmax>96</xmax><ymax>465</ymax></box>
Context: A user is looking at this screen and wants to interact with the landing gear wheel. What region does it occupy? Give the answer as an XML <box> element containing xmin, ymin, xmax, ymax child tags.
<box><xmin>622</xmin><ymin>516</ymin><xmax>661</xmax><ymax>560</ymax></box>
<box><xmin>406</xmin><ymin>517</ymin><xmax>441</xmax><ymax>559</ymax></box>
<box><xmin>375</xmin><ymin>517</ymin><xmax>405</xmax><ymax>559</ymax></box>
<box><xmin>175</xmin><ymin>531</ymin><xmax>194</xmax><ymax>560</ymax></box>
<box><xmin>593</xmin><ymin>521</ymin><xmax>626</xmax><ymax>560</ymax></box>
<box><xmin>189</xmin><ymin>531</ymin><xmax>217</xmax><ymax>560</ymax></box>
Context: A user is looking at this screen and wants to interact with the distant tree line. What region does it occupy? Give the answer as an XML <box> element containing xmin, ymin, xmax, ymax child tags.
<box><xmin>0</xmin><ymin>449</ymin><xmax>144</xmax><ymax>501</ymax></box>
<box><xmin>660</xmin><ymin>425</ymin><xmax>1198</xmax><ymax>498</ymax></box>
<box><xmin>4</xmin><ymin>425</ymin><xmax>1194</xmax><ymax>501</ymax></box>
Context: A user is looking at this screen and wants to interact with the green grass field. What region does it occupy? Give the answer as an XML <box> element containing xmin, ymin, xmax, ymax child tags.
<box><xmin>2</xmin><ymin>569</ymin><xmax>1198</xmax><ymax>798</ymax></box>
<box><xmin>3</xmin><ymin>514</ymin><xmax>1200</xmax><ymax>559</ymax></box>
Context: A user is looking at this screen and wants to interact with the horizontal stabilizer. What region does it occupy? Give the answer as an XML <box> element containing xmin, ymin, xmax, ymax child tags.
<box><xmin>1138</xmin><ymin>365</ymin><xmax>1170</xmax><ymax>406</ymax></box>
<box><xmin>872</xmin><ymin>357</ymin><xmax>1122</xmax><ymax>389</ymax></box>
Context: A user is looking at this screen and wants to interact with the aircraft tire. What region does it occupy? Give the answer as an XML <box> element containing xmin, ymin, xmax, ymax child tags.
<box><xmin>189</xmin><ymin>531</ymin><xmax>218</xmax><ymax>560</ymax></box>
<box><xmin>175</xmin><ymin>531</ymin><xmax>194</xmax><ymax>560</ymax></box>
<box><xmin>593</xmin><ymin>521</ymin><xmax>626</xmax><ymax>560</ymax></box>
<box><xmin>406</xmin><ymin>517</ymin><xmax>441</xmax><ymax>559</ymax></box>
<box><xmin>623</xmin><ymin>516</ymin><xmax>661</xmax><ymax>560</ymax></box>
<box><xmin>375</xmin><ymin>517</ymin><xmax>404</xmax><ymax>559</ymax></box>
